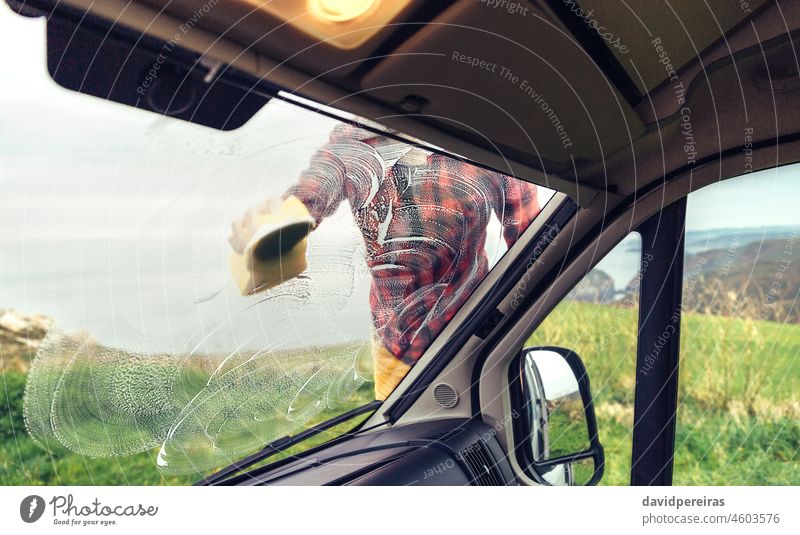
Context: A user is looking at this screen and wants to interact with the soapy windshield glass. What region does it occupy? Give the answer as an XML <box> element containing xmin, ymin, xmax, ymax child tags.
<box><xmin>2</xmin><ymin>84</ymin><xmax>555</xmax><ymax>476</ymax></box>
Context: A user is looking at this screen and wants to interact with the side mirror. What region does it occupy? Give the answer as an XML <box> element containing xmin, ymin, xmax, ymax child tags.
<box><xmin>509</xmin><ymin>346</ymin><xmax>604</xmax><ymax>485</ymax></box>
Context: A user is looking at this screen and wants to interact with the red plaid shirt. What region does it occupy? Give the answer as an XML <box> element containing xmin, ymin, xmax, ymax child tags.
<box><xmin>285</xmin><ymin>124</ymin><xmax>541</xmax><ymax>365</ymax></box>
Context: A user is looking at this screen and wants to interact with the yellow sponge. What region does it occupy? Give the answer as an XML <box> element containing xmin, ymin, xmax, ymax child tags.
<box><xmin>229</xmin><ymin>195</ymin><xmax>315</xmax><ymax>295</ymax></box>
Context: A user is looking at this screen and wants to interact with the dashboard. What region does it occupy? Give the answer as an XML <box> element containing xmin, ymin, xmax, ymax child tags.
<box><xmin>214</xmin><ymin>418</ymin><xmax>517</xmax><ymax>486</ymax></box>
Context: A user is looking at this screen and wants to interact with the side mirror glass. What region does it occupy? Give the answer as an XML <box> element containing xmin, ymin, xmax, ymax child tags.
<box><xmin>510</xmin><ymin>347</ymin><xmax>604</xmax><ymax>485</ymax></box>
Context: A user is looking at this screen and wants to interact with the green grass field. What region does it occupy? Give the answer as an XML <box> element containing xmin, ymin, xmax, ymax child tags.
<box><xmin>0</xmin><ymin>367</ymin><xmax>374</xmax><ymax>485</ymax></box>
<box><xmin>528</xmin><ymin>301</ymin><xmax>800</xmax><ymax>485</ymax></box>
<box><xmin>1</xmin><ymin>300</ymin><xmax>798</xmax><ymax>485</ymax></box>
<box><xmin>1</xmin><ymin>370</ymin><xmax>193</xmax><ymax>485</ymax></box>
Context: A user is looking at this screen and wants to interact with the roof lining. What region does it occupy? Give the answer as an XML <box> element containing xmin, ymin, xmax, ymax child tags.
<box><xmin>543</xmin><ymin>0</ymin><xmax>642</xmax><ymax>106</ymax></box>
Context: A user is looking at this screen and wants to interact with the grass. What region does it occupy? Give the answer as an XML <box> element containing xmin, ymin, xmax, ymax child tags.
<box><xmin>1</xmin><ymin>363</ymin><xmax>374</xmax><ymax>485</ymax></box>
<box><xmin>1</xmin><ymin>370</ymin><xmax>195</xmax><ymax>485</ymax></box>
<box><xmin>2</xmin><ymin>300</ymin><xmax>798</xmax><ymax>485</ymax></box>
<box><xmin>528</xmin><ymin>300</ymin><xmax>800</xmax><ymax>485</ymax></box>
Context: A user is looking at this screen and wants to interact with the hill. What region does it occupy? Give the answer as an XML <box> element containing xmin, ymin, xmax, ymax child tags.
<box><xmin>682</xmin><ymin>238</ymin><xmax>798</xmax><ymax>323</ymax></box>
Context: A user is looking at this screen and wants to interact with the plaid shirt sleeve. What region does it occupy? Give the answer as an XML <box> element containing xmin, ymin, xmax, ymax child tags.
<box><xmin>498</xmin><ymin>175</ymin><xmax>542</xmax><ymax>246</ymax></box>
<box><xmin>282</xmin><ymin>124</ymin><xmax>373</xmax><ymax>225</ymax></box>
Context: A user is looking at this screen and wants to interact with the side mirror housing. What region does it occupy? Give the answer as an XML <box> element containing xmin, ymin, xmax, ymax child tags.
<box><xmin>509</xmin><ymin>346</ymin><xmax>604</xmax><ymax>485</ymax></box>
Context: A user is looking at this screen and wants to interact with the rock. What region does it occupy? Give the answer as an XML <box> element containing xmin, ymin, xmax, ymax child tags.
<box><xmin>567</xmin><ymin>269</ymin><xmax>617</xmax><ymax>304</ymax></box>
<box><xmin>0</xmin><ymin>309</ymin><xmax>54</xmax><ymax>372</ymax></box>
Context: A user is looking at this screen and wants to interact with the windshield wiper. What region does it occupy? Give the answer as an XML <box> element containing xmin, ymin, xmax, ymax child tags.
<box><xmin>196</xmin><ymin>400</ymin><xmax>383</xmax><ymax>485</ymax></box>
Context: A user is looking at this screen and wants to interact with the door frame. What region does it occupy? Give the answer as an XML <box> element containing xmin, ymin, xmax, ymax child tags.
<box><xmin>630</xmin><ymin>199</ymin><xmax>687</xmax><ymax>485</ymax></box>
<box><xmin>470</xmin><ymin>152</ymin><xmax>800</xmax><ymax>485</ymax></box>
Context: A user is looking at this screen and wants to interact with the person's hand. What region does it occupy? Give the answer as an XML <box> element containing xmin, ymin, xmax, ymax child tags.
<box><xmin>228</xmin><ymin>197</ymin><xmax>283</xmax><ymax>254</ymax></box>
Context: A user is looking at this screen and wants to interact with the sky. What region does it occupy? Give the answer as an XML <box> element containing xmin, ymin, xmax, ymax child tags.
<box><xmin>686</xmin><ymin>166</ymin><xmax>800</xmax><ymax>231</ymax></box>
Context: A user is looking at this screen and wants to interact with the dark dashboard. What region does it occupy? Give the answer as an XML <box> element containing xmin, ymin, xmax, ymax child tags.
<box><xmin>212</xmin><ymin>418</ymin><xmax>517</xmax><ymax>486</ymax></box>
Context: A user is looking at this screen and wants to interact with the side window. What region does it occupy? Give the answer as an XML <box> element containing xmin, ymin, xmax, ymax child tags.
<box><xmin>527</xmin><ymin>232</ymin><xmax>642</xmax><ymax>485</ymax></box>
<box><xmin>674</xmin><ymin>169</ymin><xmax>800</xmax><ymax>485</ymax></box>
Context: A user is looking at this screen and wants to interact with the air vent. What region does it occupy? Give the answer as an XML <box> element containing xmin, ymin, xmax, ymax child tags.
<box><xmin>458</xmin><ymin>442</ymin><xmax>503</xmax><ymax>486</ymax></box>
<box><xmin>432</xmin><ymin>383</ymin><xmax>459</xmax><ymax>409</ymax></box>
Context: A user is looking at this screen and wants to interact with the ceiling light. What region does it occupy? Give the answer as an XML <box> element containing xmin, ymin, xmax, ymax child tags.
<box><xmin>242</xmin><ymin>0</ymin><xmax>412</xmax><ymax>50</ymax></box>
<box><xmin>308</xmin><ymin>0</ymin><xmax>379</xmax><ymax>23</ymax></box>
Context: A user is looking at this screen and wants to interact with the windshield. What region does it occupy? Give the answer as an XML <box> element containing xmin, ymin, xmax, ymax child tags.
<box><xmin>1</xmin><ymin>17</ymin><xmax>556</xmax><ymax>479</ymax></box>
